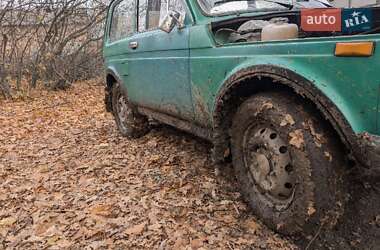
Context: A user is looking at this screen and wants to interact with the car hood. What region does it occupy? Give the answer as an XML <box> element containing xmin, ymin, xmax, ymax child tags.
<box><xmin>210</xmin><ymin>0</ymin><xmax>332</xmax><ymax>15</ymax></box>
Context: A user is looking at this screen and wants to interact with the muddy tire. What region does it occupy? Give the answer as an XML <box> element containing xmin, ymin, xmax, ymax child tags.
<box><xmin>111</xmin><ymin>82</ymin><xmax>149</xmax><ymax>138</ymax></box>
<box><xmin>231</xmin><ymin>92</ymin><xmax>346</xmax><ymax>235</ymax></box>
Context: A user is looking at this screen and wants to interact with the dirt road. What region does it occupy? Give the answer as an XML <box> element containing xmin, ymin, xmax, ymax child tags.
<box><xmin>0</xmin><ymin>82</ymin><xmax>378</xmax><ymax>249</ymax></box>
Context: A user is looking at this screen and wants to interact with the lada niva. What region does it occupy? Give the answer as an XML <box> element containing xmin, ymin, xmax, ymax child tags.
<box><xmin>103</xmin><ymin>0</ymin><xmax>380</xmax><ymax>235</ymax></box>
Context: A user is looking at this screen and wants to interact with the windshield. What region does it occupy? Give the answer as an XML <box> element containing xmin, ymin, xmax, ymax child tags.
<box><xmin>197</xmin><ymin>0</ymin><xmax>331</xmax><ymax>16</ymax></box>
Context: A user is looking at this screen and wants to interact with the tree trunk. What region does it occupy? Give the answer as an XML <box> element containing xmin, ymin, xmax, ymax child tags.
<box><xmin>0</xmin><ymin>33</ymin><xmax>11</xmax><ymax>99</ymax></box>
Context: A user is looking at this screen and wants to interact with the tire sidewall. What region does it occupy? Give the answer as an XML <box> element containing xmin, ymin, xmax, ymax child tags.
<box><xmin>112</xmin><ymin>83</ymin><xmax>130</xmax><ymax>136</ymax></box>
<box><xmin>231</xmin><ymin>92</ymin><xmax>345</xmax><ymax>235</ymax></box>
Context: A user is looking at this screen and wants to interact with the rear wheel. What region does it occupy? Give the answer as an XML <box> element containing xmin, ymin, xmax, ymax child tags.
<box><xmin>111</xmin><ymin>82</ymin><xmax>149</xmax><ymax>138</ymax></box>
<box><xmin>231</xmin><ymin>92</ymin><xmax>346</xmax><ymax>235</ymax></box>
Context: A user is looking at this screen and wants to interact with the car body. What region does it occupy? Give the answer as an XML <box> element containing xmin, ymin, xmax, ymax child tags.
<box><xmin>103</xmin><ymin>0</ymin><xmax>380</xmax><ymax>235</ymax></box>
<box><xmin>104</xmin><ymin>0</ymin><xmax>379</xmax><ymax>170</ymax></box>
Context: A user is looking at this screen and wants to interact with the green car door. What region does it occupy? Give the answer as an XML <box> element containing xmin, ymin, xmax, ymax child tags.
<box><xmin>126</xmin><ymin>0</ymin><xmax>194</xmax><ymax>121</ymax></box>
<box><xmin>104</xmin><ymin>0</ymin><xmax>138</xmax><ymax>89</ymax></box>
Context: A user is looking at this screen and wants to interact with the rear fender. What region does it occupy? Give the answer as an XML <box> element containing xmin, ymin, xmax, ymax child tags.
<box><xmin>105</xmin><ymin>68</ymin><xmax>123</xmax><ymax>112</ymax></box>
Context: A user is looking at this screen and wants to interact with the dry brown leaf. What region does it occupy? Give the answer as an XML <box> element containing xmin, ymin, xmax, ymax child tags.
<box><xmin>244</xmin><ymin>218</ymin><xmax>261</xmax><ymax>233</ymax></box>
<box><xmin>324</xmin><ymin>151</ymin><xmax>333</xmax><ymax>162</ymax></box>
<box><xmin>180</xmin><ymin>183</ymin><xmax>193</xmax><ymax>195</ymax></box>
<box><xmin>307</xmin><ymin>203</ymin><xmax>316</xmax><ymax>216</ymax></box>
<box><xmin>0</xmin><ymin>83</ymin><xmax>300</xmax><ymax>249</ymax></box>
<box><xmin>262</xmin><ymin>102</ymin><xmax>274</xmax><ymax>110</ymax></box>
<box><xmin>90</xmin><ymin>204</ymin><xmax>118</xmax><ymax>218</ymax></box>
<box><xmin>34</xmin><ymin>222</ymin><xmax>58</xmax><ymax>237</ymax></box>
<box><xmin>125</xmin><ymin>222</ymin><xmax>146</xmax><ymax>235</ymax></box>
<box><xmin>220</xmin><ymin>214</ymin><xmax>235</xmax><ymax>224</ymax></box>
<box><xmin>276</xmin><ymin>222</ymin><xmax>285</xmax><ymax>231</ymax></box>
<box><xmin>173</xmin><ymin>237</ymin><xmax>186</xmax><ymax>249</ymax></box>
<box><xmin>0</xmin><ymin>217</ymin><xmax>17</xmax><ymax>226</ymax></box>
<box><xmin>47</xmin><ymin>235</ymin><xmax>60</xmax><ymax>245</ymax></box>
<box><xmin>255</xmin><ymin>102</ymin><xmax>274</xmax><ymax>116</ymax></box>
<box><xmin>148</xmin><ymin>223</ymin><xmax>162</xmax><ymax>231</ymax></box>
<box><xmin>289</xmin><ymin>129</ymin><xmax>304</xmax><ymax>149</ymax></box>
<box><xmin>149</xmin><ymin>155</ymin><xmax>161</xmax><ymax>164</ymax></box>
<box><xmin>191</xmin><ymin>238</ymin><xmax>203</xmax><ymax>249</ymax></box>
<box><xmin>305</xmin><ymin>120</ymin><xmax>325</xmax><ymax>148</ymax></box>
<box><xmin>56</xmin><ymin>239</ymin><xmax>73</xmax><ymax>248</ymax></box>
<box><xmin>280</xmin><ymin>114</ymin><xmax>296</xmax><ymax>127</ymax></box>
<box><xmin>97</xmin><ymin>143</ymin><xmax>109</xmax><ymax>149</ymax></box>
<box><xmin>223</xmin><ymin>148</ymin><xmax>230</xmax><ymax>158</ymax></box>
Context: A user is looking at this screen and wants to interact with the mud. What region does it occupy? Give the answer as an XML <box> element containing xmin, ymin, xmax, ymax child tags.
<box><xmin>295</xmin><ymin>174</ymin><xmax>380</xmax><ymax>249</ymax></box>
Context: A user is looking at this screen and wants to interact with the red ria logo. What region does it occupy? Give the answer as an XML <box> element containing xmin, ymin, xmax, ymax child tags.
<box><xmin>301</xmin><ymin>9</ymin><xmax>342</xmax><ymax>32</ymax></box>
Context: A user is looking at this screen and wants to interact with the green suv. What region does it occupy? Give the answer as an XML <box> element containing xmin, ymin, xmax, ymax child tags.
<box><xmin>103</xmin><ymin>0</ymin><xmax>380</xmax><ymax>235</ymax></box>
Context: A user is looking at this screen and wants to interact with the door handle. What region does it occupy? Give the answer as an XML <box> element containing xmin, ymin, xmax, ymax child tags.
<box><xmin>129</xmin><ymin>41</ymin><xmax>138</xmax><ymax>49</ymax></box>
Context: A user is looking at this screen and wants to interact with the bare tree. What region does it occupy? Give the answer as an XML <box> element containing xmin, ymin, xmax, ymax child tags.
<box><xmin>0</xmin><ymin>0</ymin><xmax>13</xmax><ymax>98</ymax></box>
<box><xmin>0</xmin><ymin>0</ymin><xmax>109</xmax><ymax>96</ymax></box>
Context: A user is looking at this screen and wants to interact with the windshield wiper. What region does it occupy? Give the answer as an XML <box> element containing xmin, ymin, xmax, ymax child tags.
<box><xmin>309</xmin><ymin>0</ymin><xmax>332</xmax><ymax>7</ymax></box>
<box><xmin>260</xmin><ymin>0</ymin><xmax>293</xmax><ymax>9</ymax></box>
<box><xmin>214</xmin><ymin>0</ymin><xmax>294</xmax><ymax>10</ymax></box>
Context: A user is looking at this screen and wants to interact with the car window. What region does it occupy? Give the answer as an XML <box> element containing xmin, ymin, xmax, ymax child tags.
<box><xmin>138</xmin><ymin>0</ymin><xmax>162</xmax><ymax>31</ymax></box>
<box><xmin>138</xmin><ymin>0</ymin><xmax>186</xmax><ymax>32</ymax></box>
<box><xmin>109</xmin><ymin>0</ymin><xmax>136</xmax><ymax>42</ymax></box>
<box><xmin>167</xmin><ymin>0</ymin><xmax>187</xmax><ymax>17</ymax></box>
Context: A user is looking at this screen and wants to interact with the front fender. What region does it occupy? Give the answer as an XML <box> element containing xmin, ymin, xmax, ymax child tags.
<box><xmin>211</xmin><ymin>57</ymin><xmax>380</xmax><ymax>168</ymax></box>
<box><xmin>215</xmin><ymin>57</ymin><xmax>364</xmax><ymax>136</ymax></box>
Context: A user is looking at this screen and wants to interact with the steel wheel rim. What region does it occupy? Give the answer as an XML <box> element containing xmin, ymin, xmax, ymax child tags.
<box><xmin>243</xmin><ymin>125</ymin><xmax>296</xmax><ymax>210</ymax></box>
<box><xmin>116</xmin><ymin>94</ymin><xmax>131</xmax><ymax>132</ymax></box>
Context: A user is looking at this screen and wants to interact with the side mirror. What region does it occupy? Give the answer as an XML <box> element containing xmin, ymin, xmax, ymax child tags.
<box><xmin>159</xmin><ymin>10</ymin><xmax>184</xmax><ymax>33</ymax></box>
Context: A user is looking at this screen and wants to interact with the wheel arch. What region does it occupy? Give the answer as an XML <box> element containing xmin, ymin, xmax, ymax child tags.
<box><xmin>105</xmin><ymin>68</ymin><xmax>122</xmax><ymax>112</ymax></box>
<box><xmin>212</xmin><ymin>64</ymin><xmax>358</xmax><ymax>164</ymax></box>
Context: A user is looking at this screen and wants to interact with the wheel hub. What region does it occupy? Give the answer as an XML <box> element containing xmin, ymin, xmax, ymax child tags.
<box><xmin>250</xmin><ymin>153</ymin><xmax>271</xmax><ymax>191</ymax></box>
<box><xmin>117</xmin><ymin>95</ymin><xmax>131</xmax><ymax>130</ymax></box>
<box><xmin>243</xmin><ymin>126</ymin><xmax>296</xmax><ymax>208</ymax></box>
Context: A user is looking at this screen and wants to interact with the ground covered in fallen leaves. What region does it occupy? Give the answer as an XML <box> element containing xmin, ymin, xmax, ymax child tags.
<box><xmin>0</xmin><ymin>82</ymin><xmax>296</xmax><ymax>249</ymax></box>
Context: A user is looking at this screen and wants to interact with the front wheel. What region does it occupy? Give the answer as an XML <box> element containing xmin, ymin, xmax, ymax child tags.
<box><xmin>231</xmin><ymin>92</ymin><xmax>347</xmax><ymax>235</ymax></box>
